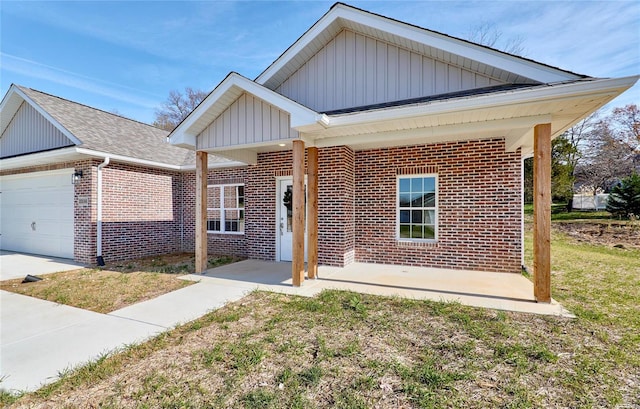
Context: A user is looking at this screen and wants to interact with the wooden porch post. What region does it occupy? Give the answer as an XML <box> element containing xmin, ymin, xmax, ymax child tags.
<box><xmin>292</xmin><ymin>140</ymin><xmax>305</xmax><ymax>286</ymax></box>
<box><xmin>195</xmin><ymin>151</ymin><xmax>208</xmax><ymax>274</ymax></box>
<box><xmin>307</xmin><ymin>147</ymin><xmax>319</xmax><ymax>279</ymax></box>
<box><xmin>533</xmin><ymin>123</ymin><xmax>551</xmax><ymax>303</ymax></box>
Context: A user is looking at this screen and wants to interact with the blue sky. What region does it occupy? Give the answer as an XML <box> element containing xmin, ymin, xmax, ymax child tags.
<box><xmin>1</xmin><ymin>1</ymin><xmax>638</xmax><ymax>125</ymax></box>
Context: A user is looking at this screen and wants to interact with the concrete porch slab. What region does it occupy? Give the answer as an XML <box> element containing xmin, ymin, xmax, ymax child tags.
<box><xmin>189</xmin><ymin>260</ymin><xmax>573</xmax><ymax>317</ymax></box>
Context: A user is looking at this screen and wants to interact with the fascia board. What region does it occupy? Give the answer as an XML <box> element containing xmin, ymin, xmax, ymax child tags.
<box><xmin>314</xmin><ymin>115</ymin><xmax>551</xmax><ymax>149</ymax></box>
<box><xmin>0</xmin><ymin>146</ymin><xmax>241</xmax><ymax>172</ymax></box>
<box><xmin>75</xmin><ymin>148</ymin><xmax>183</xmax><ymax>170</ymax></box>
<box><xmin>0</xmin><ymin>146</ymin><xmax>80</xmax><ymax>170</ymax></box>
<box><xmin>256</xmin><ymin>4</ymin><xmax>580</xmax><ymax>86</ymax></box>
<box><xmin>326</xmin><ymin>76</ymin><xmax>639</xmax><ymax>128</ymax></box>
<box><xmin>2</xmin><ymin>86</ymin><xmax>83</xmax><ymax>146</ymax></box>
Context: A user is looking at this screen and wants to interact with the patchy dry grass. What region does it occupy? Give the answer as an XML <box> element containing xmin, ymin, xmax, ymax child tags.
<box><xmin>2</xmin><ymin>232</ymin><xmax>639</xmax><ymax>408</ymax></box>
<box><xmin>0</xmin><ymin>254</ymin><xmax>240</xmax><ymax>313</ymax></box>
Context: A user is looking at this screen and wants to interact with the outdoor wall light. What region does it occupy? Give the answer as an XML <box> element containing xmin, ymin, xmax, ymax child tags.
<box><xmin>72</xmin><ymin>170</ymin><xmax>83</xmax><ymax>185</ymax></box>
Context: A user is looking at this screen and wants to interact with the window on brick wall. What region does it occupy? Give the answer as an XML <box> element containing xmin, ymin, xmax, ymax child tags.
<box><xmin>397</xmin><ymin>175</ymin><xmax>437</xmax><ymax>241</ymax></box>
<box><xmin>207</xmin><ymin>184</ymin><xmax>244</xmax><ymax>234</ymax></box>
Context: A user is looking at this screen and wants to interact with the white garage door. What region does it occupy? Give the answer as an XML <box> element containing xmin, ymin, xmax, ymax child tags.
<box><xmin>0</xmin><ymin>169</ymin><xmax>74</xmax><ymax>259</ymax></box>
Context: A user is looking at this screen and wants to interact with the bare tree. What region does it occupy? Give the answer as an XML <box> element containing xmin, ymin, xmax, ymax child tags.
<box><xmin>575</xmin><ymin>108</ymin><xmax>638</xmax><ymax>194</ymax></box>
<box><xmin>467</xmin><ymin>21</ymin><xmax>526</xmax><ymax>56</ymax></box>
<box><xmin>609</xmin><ymin>104</ymin><xmax>640</xmax><ymax>153</ymax></box>
<box><xmin>154</xmin><ymin>87</ymin><xmax>208</xmax><ymax>131</ymax></box>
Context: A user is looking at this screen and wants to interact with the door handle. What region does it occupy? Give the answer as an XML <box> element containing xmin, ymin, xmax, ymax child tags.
<box><xmin>31</xmin><ymin>221</ymin><xmax>36</xmax><ymax>231</ymax></box>
<box><xmin>280</xmin><ymin>222</ymin><xmax>284</xmax><ymax>236</ymax></box>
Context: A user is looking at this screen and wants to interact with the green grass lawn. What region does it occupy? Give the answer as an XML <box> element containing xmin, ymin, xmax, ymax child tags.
<box><xmin>3</xmin><ymin>229</ymin><xmax>639</xmax><ymax>408</ymax></box>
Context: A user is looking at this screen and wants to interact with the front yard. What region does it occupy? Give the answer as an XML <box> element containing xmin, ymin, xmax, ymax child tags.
<box><xmin>2</xmin><ymin>218</ymin><xmax>639</xmax><ymax>408</ymax></box>
<box><xmin>0</xmin><ymin>254</ymin><xmax>239</xmax><ymax>313</ymax></box>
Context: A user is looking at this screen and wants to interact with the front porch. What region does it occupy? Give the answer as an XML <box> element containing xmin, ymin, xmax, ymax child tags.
<box><xmin>183</xmin><ymin>260</ymin><xmax>572</xmax><ymax>317</ymax></box>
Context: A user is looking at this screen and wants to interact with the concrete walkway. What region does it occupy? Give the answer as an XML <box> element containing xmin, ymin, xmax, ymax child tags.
<box><xmin>0</xmin><ymin>280</ymin><xmax>248</xmax><ymax>393</ymax></box>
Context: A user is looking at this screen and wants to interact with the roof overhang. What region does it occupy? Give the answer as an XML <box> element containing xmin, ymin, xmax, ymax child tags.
<box><xmin>0</xmin><ymin>147</ymin><xmax>244</xmax><ymax>173</ymax></box>
<box><xmin>169</xmin><ymin>73</ymin><xmax>327</xmax><ymax>150</ymax></box>
<box><xmin>304</xmin><ymin>76</ymin><xmax>639</xmax><ymax>154</ymax></box>
<box><xmin>256</xmin><ymin>3</ymin><xmax>583</xmax><ymax>90</ymax></box>
<box><xmin>189</xmin><ymin>76</ymin><xmax>637</xmax><ymax>164</ymax></box>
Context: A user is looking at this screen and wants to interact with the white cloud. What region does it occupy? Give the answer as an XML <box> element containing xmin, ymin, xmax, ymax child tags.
<box><xmin>0</xmin><ymin>53</ymin><xmax>162</xmax><ymax>108</ymax></box>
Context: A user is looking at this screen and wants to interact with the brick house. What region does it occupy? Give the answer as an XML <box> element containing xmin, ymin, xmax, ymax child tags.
<box><xmin>1</xmin><ymin>4</ymin><xmax>636</xmax><ymax>302</ymax></box>
<box><xmin>0</xmin><ymin>85</ymin><xmax>239</xmax><ymax>265</ymax></box>
<box><xmin>169</xmin><ymin>3</ymin><xmax>637</xmax><ymax>301</ymax></box>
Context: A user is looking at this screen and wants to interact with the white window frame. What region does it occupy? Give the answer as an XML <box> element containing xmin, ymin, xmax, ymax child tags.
<box><xmin>396</xmin><ymin>174</ymin><xmax>438</xmax><ymax>242</ymax></box>
<box><xmin>207</xmin><ymin>183</ymin><xmax>245</xmax><ymax>235</ymax></box>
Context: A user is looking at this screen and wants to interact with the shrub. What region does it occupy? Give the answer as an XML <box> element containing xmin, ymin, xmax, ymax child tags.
<box><xmin>606</xmin><ymin>173</ymin><xmax>640</xmax><ymax>218</ymax></box>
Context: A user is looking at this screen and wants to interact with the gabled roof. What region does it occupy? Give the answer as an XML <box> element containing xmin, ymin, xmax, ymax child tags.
<box><xmin>0</xmin><ymin>85</ymin><xmax>240</xmax><ymax>169</ymax></box>
<box><xmin>169</xmin><ymin>3</ymin><xmax>637</xmax><ymax>158</ymax></box>
<box><xmin>256</xmin><ymin>2</ymin><xmax>586</xmax><ymax>90</ymax></box>
<box><xmin>170</xmin><ymin>72</ymin><xmax>328</xmax><ymax>149</ymax></box>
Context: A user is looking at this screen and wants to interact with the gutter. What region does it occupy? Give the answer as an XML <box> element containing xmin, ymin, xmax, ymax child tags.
<box><xmin>96</xmin><ymin>156</ymin><xmax>110</xmax><ymax>266</ymax></box>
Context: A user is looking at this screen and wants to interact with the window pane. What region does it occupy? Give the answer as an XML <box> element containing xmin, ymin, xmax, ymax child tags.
<box><xmin>424</xmin><ymin>193</ymin><xmax>435</xmax><ymax>207</ymax></box>
<box><xmin>424</xmin><ymin>225</ymin><xmax>435</xmax><ymax>240</ymax></box>
<box><xmin>400</xmin><ymin>224</ymin><xmax>411</xmax><ymax>238</ymax></box>
<box><xmin>423</xmin><ymin>177</ymin><xmax>435</xmax><ymax>192</ymax></box>
<box><xmin>225</xmin><ymin>209</ymin><xmax>244</xmax><ymax>233</ymax></box>
<box><xmin>399</xmin><ymin>178</ymin><xmax>410</xmax><ymax>193</ymax></box>
<box><xmin>224</xmin><ymin>186</ymin><xmax>236</xmax><ymax>208</ymax></box>
<box><xmin>411</xmin><ymin>224</ymin><xmax>423</xmax><ymax>239</ymax></box>
<box><xmin>410</xmin><ymin>193</ymin><xmax>423</xmax><ymax>207</ymax></box>
<box><xmin>399</xmin><ymin>193</ymin><xmax>411</xmax><ymax>207</ymax></box>
<box><xmin>237</xmin><ymin>186</ymin><xmax>244</xmax><ymax>208</ymax></box>
<box><xmin>207</xmin><ymin>220</ymin><xmax>220</xmax><ymax>231</ymax></box>
<box><xmin>207</xmin><ymin>209</ymin><xmax>220</xmax><ymax>220</ymax></box>
<box><xmin>207</xmin><ymin>186</ymin><xmax>220</xmax><ymax>209</ymax></box>
<box><xmin>411</xmin><ymin>210</ymin><xmax>422</xmax><ymax>223</ymax></box>
<box><xmin>411</xmin><ymin>178</ymin><xmax>422</xmax><ymax>192</ymax></box>
<box><xmin>424</xmin><ymin>210</ymin><xmax>435</xmax><ymax>224</ymax></box>
<box><xmin>400</xmin><ymin>210</ymin><xmax>410</xmax><ymax>223</ymax></box>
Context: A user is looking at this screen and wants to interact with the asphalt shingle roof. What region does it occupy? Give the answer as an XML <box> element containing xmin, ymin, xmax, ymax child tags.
<box><xmin>18</xmin><ymin>86</ymin><xmax>196</xmax><ymax>167</ymax></box>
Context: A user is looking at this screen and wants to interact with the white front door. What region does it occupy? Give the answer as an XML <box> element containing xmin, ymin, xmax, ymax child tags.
<box><xmin>277</xmin><ymin>178</ymin><xmax>307</xmax><ymax>262</ymax></box>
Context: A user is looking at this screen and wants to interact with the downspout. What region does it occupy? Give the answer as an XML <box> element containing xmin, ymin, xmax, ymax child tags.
<box><xmin>521</xmin><ymin>155</ymin><xmax>525</xmax><ymax>269</ymax></box>
<box><xmin>96</xmin><ymin>157</ymin><xmax>110</xmax><ymax>266</ymax></box>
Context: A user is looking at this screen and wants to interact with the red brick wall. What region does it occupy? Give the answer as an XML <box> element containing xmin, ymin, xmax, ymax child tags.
<box><xmin>318</xmin><ymin>146</ymin><xmax>356</xmax><ymax>266</ymax></box>
<box><xmin>73</xmin><ymin>160</ymin><xmax>97</xmax><ymax>264</ymax></box>
<box><xmin>99</xmin><ymin>163</ymin><xmax>182</xmax><ymax>263</ymax></box>
<box><xmin>354</xmin><ymin>138</ymin><xmax>522</xmax><ymax>273</ymax></box>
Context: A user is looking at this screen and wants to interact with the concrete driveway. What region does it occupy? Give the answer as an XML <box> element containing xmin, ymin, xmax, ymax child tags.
<box><xmin>0</xmin><ymin>251</ymin><xmax>85</xmax><ymax>281</ymax></box>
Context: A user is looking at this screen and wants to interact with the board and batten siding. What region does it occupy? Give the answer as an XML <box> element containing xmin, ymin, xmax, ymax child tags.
<box><xmin>276</xmin><ymin>29</ymin><xmax>506</xmax><ymax>113</ymax></box>
<box><xmin>197</xmin><ymin>93</ymin><xmax>299</xmax><ymax>150</ymax></box>
<box><xmin>1</xmin><ymin>102</ymin><xmax>74</xmax><ymax>158</ymax></box>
